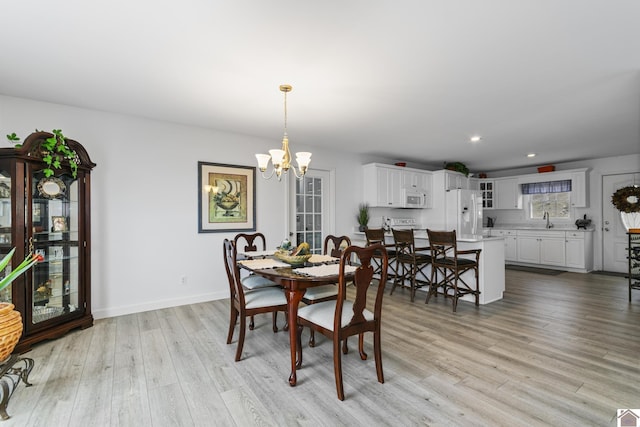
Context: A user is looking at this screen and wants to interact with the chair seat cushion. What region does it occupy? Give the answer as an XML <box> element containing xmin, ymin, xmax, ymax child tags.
<box><xmin>242</xmin><ymin>274</ymin><xmax>279</xmax><ymax>290</ymax></box>
<box><xmin>396</xmin><ymin>253</ymin><xmax>432</xmax><ymax>263</ymax></box>
<box><xmin>244</xmin><ymin>287</ymin><xmax>287</xmax><ymax>309</ymax></box>
<box><xmin>435</xmin><ymin>257</ymin><xmax>477</xmax><ymax>267</ymax></box>
<box><xmin>298</xmin><ymin>300</ymin><xmax>373</xmax><ymax>331</ymax></box>
<box><xmin>302</xmin><ymin>284</ymin><xmax>338</xmax><ymax>302</ymax></box>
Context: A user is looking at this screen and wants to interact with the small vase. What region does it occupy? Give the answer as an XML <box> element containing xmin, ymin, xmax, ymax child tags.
<box><xmin>621</xmin><ymin>211</ymin><xmax>640</xmax><ymax>232</ymax></box>
<box><xmin>359</xmin><ymin>225</ymin><xmax>368</xmax><ymax>232</ymax></box>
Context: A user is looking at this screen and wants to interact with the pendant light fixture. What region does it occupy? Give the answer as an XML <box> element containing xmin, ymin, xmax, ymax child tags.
<box><xmin>255</xmin><ymin>84</ymin><xmax>311</xmax><ymax>181</ymax></box>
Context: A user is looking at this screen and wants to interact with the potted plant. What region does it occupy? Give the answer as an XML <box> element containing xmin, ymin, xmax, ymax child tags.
<box><xmin>357</xmin><ymin>203</ymin><xmax>370</xmax><ymax>232</ymax></box>
<box><xmin>6</xmin><ymin>129</ymin><xmax>79</xmax><ymax>178</ymax></box>
<box><xmin>611</xmin><ymin>185</ymin><xmax>640</xmax><ymax>232</ymax></box>
<box><xmin>0</xmin><ymin>249</ymin><xmax>43</xmax><ymax>360</ymax></box>
<box><xmin>444</xmin><ymin>161</ymin><xmax>470</xmax><ymax>177</ymax></box>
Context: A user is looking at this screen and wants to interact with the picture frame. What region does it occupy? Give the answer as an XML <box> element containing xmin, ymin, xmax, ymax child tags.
<box><xmin>198</xmin><ymin>161</ymin><xmax>256</xmax><ymax>233</ymax></box>
<box><xmin>51</xmin><ymin>216</ymin><xmax>68</xmax><ymax>232</ymax></box>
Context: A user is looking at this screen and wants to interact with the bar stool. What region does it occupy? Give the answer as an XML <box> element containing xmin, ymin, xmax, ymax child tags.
<box><xmin>391</xmin><ymin>229</ymin><xmax>431</xmax><ymax>302</ymax></box>
<box><xmin>364</xmin><ymin>228</ymin><xmax>397</xmax><ymax>284</ymax></box>
<box><xmin>426</xmin><ymin>229</ymin><xmax>481</xmax><ymax>312</ymax></box>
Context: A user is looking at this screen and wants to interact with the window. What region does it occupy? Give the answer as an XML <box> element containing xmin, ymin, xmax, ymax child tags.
<box><xmin>528</xmin><ymin>192</ymin><xmax>571</xmax><ymax>219</ymax></box>
<box><xmin>521</xmin><ymin>179</ymin><xmax>572</xmax><ymax>219</ymax></box>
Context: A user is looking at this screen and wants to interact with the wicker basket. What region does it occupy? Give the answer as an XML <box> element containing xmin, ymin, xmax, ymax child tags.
<box><xmin>0</xmin><ymin>303</ymin><xmax>23</xmax><ymax>362</ymax></box>
<box><xmin>274</xmin><ymin>251</ymin><xmax>312</xmax><ymax>266</ymax></box>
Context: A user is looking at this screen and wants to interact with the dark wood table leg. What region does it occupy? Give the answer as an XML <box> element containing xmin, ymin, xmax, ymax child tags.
<box><xmin>286</xmin><ymin>289</ymin><xmax>304</xmax><ymax>386</ymax></box>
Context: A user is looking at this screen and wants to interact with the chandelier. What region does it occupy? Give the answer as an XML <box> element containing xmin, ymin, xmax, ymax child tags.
<box><xmin>255</xmin><ymin>84</ymin><xmax>311</xmax><ymax>181</ymax></box>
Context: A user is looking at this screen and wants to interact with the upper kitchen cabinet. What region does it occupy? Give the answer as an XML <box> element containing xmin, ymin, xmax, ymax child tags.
<box><xmin>443</xmin><ymin>170</ymin><xmax>469</xmax><ymax>190</ymax></box>
<box><xmin>363</xmin><ymin>163</ymin><xmax>402</xmax><ymax>207</ymax></box>
<box><xmin>479</xmin><ymin>179</ymin><xmax>494</xmax><ymax>209</ymax></box>
<box><xmin>363</xmin><ymin>163</ymin><xmax>432</xmax><ymax>208</ymax></box>
<box><xmin>569</xmin><ymin>169</ymin><xmax>588</xmax><ymax>207</ymax></box>
<box><xmin>494</xmin><ymin>177</ymin><xmax>522</xmax><ymax>209</ymax></box>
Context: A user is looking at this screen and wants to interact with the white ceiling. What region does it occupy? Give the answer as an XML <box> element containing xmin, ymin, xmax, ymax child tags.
<box><xmin>1</xmin><ymin>1</ymin><xmax>639</xmax><ymax>173</ymax></box>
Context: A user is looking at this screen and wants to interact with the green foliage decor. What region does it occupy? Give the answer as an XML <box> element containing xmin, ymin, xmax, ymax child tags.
<box><xmin>357</xmin><ymin>203</ymin><xmax>370</xmax><ymax>226</ymax></box>
<box><xmin>6</xmin><ymin>129</ymin><xmax>79</xmax><ymax>178</ymax></box>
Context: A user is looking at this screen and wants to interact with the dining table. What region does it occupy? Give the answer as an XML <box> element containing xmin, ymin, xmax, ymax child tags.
<box><xmin>237</xmin><ymin>252</ymin><xmax>355</xmax><ymax>386</ymax></box>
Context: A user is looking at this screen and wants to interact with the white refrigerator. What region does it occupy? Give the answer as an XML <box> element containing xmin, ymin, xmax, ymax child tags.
<box><xmin>445</xmin><ymin>189</ymin><xmax>483</xmax><ymax>237</ymax></box>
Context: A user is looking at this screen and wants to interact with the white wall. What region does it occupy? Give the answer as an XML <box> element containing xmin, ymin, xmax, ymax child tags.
<box><xmin>0</xmin><ymin>95</ymin><xmax>371</xmax><ymax>318</ymax></box>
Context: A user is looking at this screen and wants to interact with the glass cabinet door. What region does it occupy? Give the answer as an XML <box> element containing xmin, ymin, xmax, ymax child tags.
<box><xmin>30</xmin><ymin>171</ymin><xmax>81</xmax><ymax>325</ymax></box>
<box><xmin>0</xmin><ymin>169</ymin><xmax>12</xmax><ymax>303</ymax></box>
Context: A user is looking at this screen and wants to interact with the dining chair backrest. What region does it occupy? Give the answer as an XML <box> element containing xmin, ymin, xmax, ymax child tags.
<box><xmin>336</xmin><ymin>243</ymin><xmax>388</xmax><ymax>329</ymax></box>
<box><xmin>234</xmin><ymin>232</ymin><xmax>267</xmax><ymax>253</ymax></box>
<box><xmin>223</xmin><ymin>238</ymin><xmax>245</xmax><ymax>306</ymax></box>
<box><xmin>324</xmin><ymin>235</ymin><xmax>351</xmax><ymax>258</ymax></box>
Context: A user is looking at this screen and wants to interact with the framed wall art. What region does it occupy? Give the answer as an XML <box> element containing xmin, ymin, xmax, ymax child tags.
<box><xmin>198</xmin><ymin>161</ymin><xmax>256</xmax><ymax>233</ymax></box>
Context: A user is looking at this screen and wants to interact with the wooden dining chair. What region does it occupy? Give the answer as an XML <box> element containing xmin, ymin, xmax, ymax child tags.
<box><xmin>426</xmin><ymin>229</ymin><xmax>481</xmax><ymax>312</ymax></box>
<box><xmin>223</xmin><ymin>239</ymin><xmax>288</xmax><ymax>361</ymax></box>
<box><xmin>301</xmin><ymin>235</ymin><xmax>351</xmax><ymax>347</ymax></box>
<box><xmin>296</xmin><ymin>243</ymin><xmax>388</xmax><ymax>400</ymax></box>
<box><xmin>234</xmin><ymin>232</ymin><xmax>282</xmax><ymax>329</ymax></box>
<box><xmin>234</xmin><ymin>232</ymin><xmax>280</xmax><ymax>291</ymax></box>
<box><xmin>391</xmin><ymin>228</ymin><xmax>431</xmax><ymax>302</ymax></box>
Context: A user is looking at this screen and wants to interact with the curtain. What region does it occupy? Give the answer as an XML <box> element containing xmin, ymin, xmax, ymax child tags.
<box><xmin>520</xmin><ymin>180</ymin><xmax>572</xmax><ymax>194</ymax></box>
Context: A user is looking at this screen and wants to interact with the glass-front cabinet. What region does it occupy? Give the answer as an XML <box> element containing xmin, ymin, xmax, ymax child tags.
<box><xmin>0</xmin><ymin>131</ymin><xmax>95</xmax><ymax>353</ymax></box>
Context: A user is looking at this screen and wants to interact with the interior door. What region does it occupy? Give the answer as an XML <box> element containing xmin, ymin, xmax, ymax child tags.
<box><xmin>289</xmin><ymin>169</ymin><xmax>332</xmax><ymax>254</ymax></box>
<box><xmin>603</xmin><ymin>173</ymin><xmax>640</xmax><ymax>272</ymax></box>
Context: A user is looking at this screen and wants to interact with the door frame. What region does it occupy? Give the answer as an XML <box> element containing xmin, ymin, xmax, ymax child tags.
<box><xmin>601</xmin><ymin>172</ymin><xmax>640</xmax><ymax>272</ymax></box>
<box><xmin>286</xmin><ymin>168</ymin><xmax>336</xmax><ymax>250</ymax></box>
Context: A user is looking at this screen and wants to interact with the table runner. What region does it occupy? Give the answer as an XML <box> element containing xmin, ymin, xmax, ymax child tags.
<box><xmin>237</xmin><ymin>258</ymin><xmax>289</xmax><ymax>269</ymax></box>
<box><xmin>295</xmin><ymin>264</ymin><xmax>357</xmax><ymax>277</ymax></box>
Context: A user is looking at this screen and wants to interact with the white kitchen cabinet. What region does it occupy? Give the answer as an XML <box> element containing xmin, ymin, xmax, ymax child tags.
<box><xmin>479</xmin><ymin>179</ymin><xmax>494</xmax><ymax>209</ymax></box>
<box><xmin>491</xmin><ymin>229</ymin><xmax>517</xmax><ymax>261</ymax></box>
<box><xmin>363</xmin><ymin>163</ymin><xmax>402</xmax><ymax>207</ymax></box>
<box><xmin>444</xmin><ymin>170</ymin><xmax>469</xmax><ymax>190</ymax></box>
<box><xmin>516</xmin><ymin>230</ymin><xmax>565</xmax><ymax>266</ymax></box>
<box><xmin>565</xmin><ymin>231</ymin><xmax>593</xmax><ymax>270</ymax></box>
<box><xmin>570</xmin><ymin>170</ymin><xmax>588</xmax><ymax>207</ymax></box>
<box><xmin>539</xmin><ymin>236</ymin><xmax>566</xmax><ymax>267</ymax></box>
<box><xmin>363</xmin><ymin>163</ymin><xmax>431</xmax><ymax>208</ymax></box>
<box><xmin>494</xmin><ymin>177</ymin><xmax>522</xmax><ymax>209</ymax></box>
<box><xmin>402</xmin><ymin>169</ymin><xmax>429</xmax><ymax>190</ymax></box>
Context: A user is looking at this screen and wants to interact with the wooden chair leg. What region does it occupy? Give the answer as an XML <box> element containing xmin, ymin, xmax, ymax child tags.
<box><xmin>235</xmin><ymin>316</ymin><xmax>246</xmax><ymax>361</ymax></box>
<box><xmin>309</xmin><ymin>330</ymin><xmax>316</xmax><ymax>347</ymax></box>
<box><xmin>333</xmin><ymin>337</ymin><xmax>345</xmax><ymax>401</ymax></box>
<box><xmin>358</xmin><ymin>333</ymin><xmax>367</xmax><ymax>360</ymax></box>
<box><xmin>373</xmin><ymin>329</ymin><xmax>384</xmax><ymax>384</ymax></box>
<box><xmin>249</xmin><ymin>315</ymin><xmax>255</xmax><ymax>330</ymax></box>
<box><xmin>227</xmin><ymin>307</ymin><xmax>238</xmax><ymax>344</ymax></box>
<box><xmin>342</xmin><ymin>337</ymin><xmax>348</xmax><ymax>354</ymax></box>
<box><xmin>272</xmin><ymin>311</ymin><xmax>279</xmax><ymax>333</ymax></box>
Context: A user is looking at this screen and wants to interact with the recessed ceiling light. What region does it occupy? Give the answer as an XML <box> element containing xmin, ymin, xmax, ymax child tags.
<box><xmin>470</xmin><ymin>135</ymin><xmax>482</xmax><ymax>143</ymax></box>
<box><xmin>527</xmin><ymin>153</ymin><xmax>536</xmax><ymax>158</ymax></box>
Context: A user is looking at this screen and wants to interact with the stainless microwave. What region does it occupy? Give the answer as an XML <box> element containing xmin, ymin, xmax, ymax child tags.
<box><xmin>401</xmin><ymin>188</ymin><xmax>427</xmax><ymax>208</ymax></box>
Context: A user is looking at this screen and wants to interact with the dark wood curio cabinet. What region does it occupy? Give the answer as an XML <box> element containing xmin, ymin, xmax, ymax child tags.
<box><xmin>0</xmin><ymin>131</ymin><xmax>96</xmax><ymax>353</ymax></box>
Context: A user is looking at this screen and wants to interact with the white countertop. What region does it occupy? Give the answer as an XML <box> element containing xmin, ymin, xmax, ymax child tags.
<box><xmin>485</xmin><ymin>226</ymin><xmax>595</xmax><ymax>232</ymax></box>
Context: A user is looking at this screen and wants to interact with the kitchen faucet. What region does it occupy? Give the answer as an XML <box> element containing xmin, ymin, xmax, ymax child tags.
<box><xmin>543</xmin><ymin>211</ymin><xmax>553</xmax><ymax>229</ymax></box>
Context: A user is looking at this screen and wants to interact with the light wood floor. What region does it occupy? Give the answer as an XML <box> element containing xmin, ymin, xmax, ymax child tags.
<box><xmin>4</xmin><ymin>270</ymin><xmax>639</xmax><ymax>426</ymax></box>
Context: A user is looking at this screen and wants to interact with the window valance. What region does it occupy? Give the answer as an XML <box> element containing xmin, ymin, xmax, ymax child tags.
<box><xmin>521</xmin><ymin>180</ymin><xmax>572</xmax><ymax>195</ymax></box>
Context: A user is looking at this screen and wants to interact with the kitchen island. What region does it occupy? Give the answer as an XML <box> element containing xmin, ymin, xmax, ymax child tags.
<box><xmin>353</xmin><ymin>232</ymin><xmax>506</xmax><ymax>305</ymax></box>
